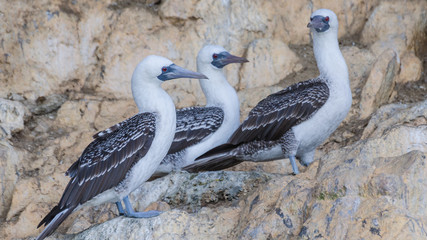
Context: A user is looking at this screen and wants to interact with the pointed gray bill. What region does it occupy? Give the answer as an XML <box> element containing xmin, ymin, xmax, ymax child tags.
<box><xmin>212</xmin><ymin>52</ymin><xmax>249</xmax><ymax>68</ymax></box>
<box><xmin>158</xmin><ymin>64</ymin><xmax>208</xmax><ymax>81</ymax></box>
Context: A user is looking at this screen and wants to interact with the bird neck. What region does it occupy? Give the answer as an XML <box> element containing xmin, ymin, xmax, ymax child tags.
<box><xmin>198</xmin><ymin>67</ymin><xmax>240</xmax><ymax>125</ymax></box>
<box><xmin>131</xmin><ymin>78</ymin><xmax>175</xmax><ymax>117</ymax></box>
<box><xmin>313</xmin><ymin>31</ymin><xmax>349</xmax><ymax>87</ymax></box>
<box><xmin>198</xmin><ymin>66</ymin><xmax>239</xmax><ymax>107</ymax></box>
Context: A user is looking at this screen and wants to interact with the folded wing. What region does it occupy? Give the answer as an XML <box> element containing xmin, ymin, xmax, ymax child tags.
<box><xmin>168</xmin><ymin>106</ymin><xmax>224</xmax><ymax>155</ymax></box>
<box><xmin>229</xmin><ymin>79</ymin><xmax>329</xmax><ymax>145</ymax></box>
<box><xmin>38</xmin><ymin>112</ymin><xmax>156</xmax><ymax>232</ymax></box>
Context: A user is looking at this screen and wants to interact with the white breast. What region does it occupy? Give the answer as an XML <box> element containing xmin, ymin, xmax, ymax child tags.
<box><xmin>293</xmin><ymin>80</ymin><xmax>352</xmax><ymax>154</ymax></box>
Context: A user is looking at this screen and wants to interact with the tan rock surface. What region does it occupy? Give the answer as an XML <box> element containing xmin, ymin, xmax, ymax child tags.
<box><xmin>0</xmin><ymin>141</ymin><xmax>21</xmax><ymax>219</ymax></box>
<box><xmin>0</xmin><ymin>99</ymin><xmax>29</xmax><ymax>139</ymax></box>
<box><xmin>93</xmin><ymin>100</ymin><xmax>138</xmax><ymax>131</ymax></box>
<box><xmin>0</xmin><ymin>0</ymin><xmax>426</xmax><ymax>239</ymax></box>
<box><xmin>398</xmin><ymin>52</ymin><xmax>423</xmax><ymax>84</ymax></box>
<box><xmin>0</xmin><ymin>1</ymin><xmax>90</xmax><ymax>101</ymax></box>
<box><xmin>340</xmin><ymin>46</ymin><xmax>377</xmax><ymax>121</ymax></box>
<box><xmin>359</xmin><ymin>49</ymin><xmax>399</xmax><ymax>119</ymax></box>
<box><xmin>362</xmin><ymin>100</ymin><xmax>427</xmax><ymax>140</ymax></box>
<box><xmin>55</xmin><ymin>100</ymin><xmax>100</xmax><ymax>129</ymax></box>
<box><xmin>361</xmin><ymin>1</ymin><xmax>427</xmax><ymax>56</ymax></box>
<box><xmin>239</xmin><ymin>39</ymin><xmax>301</xmax><ymax>90</ymax></box>
<box><xmin>341</xmin><ymin>46</ymin><xmax>376</xmax><ymax>93</ymax></box>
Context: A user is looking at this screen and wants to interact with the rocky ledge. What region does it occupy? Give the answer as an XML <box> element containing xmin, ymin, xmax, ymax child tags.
<box><xmin>42</xmin><ymin>100</ymin><xmax>425</xmax><ymax>240</ymax></box>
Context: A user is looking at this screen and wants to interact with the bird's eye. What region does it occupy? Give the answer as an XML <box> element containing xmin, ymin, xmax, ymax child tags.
<box><xmin>310</xmin><ymin>17</ymin><xmax>313</xmax><ymax>21</ymax></box>
<box><xmin>213</xmin><ymin>54</ymin><xmax>218</xmax><ymax>59</ymax></box>
<box><xmin>325</xmin><ymin>16</ymin><xmax>329</xmax><ymax>22</ymax></box>
<box><xmin>162</xmin><ymin>67</ymin><xmax>167</xmax><ymax>72</ymax></box>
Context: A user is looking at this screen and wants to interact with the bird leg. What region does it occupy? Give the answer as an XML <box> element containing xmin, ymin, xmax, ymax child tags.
<box><xmin>122</xmin><ymin>196</ymin><xmax>162</xmax><ymax>218</ymax></box>
<box><xmin>280</xmin><ymin>130</ymin><xmax>300</xmax><ymax>175</ymax></box>
<box><xmin>289</xmin><ymin>155</ymin><xmax>300</xmax><ymax>175</ymax></box>
<box><xmin>115</xmin><ymin>201</ymin><xmax>125</xmax><ymax>215</ymax></box>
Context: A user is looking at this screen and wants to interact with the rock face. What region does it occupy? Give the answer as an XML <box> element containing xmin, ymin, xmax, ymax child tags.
<box><xmin>239</xmin><ymin>39</ymin><xmax>302</xmax><ymax>90</ymax></box>
<box><xmin>0</xmin><ymin>0</ymin><xmax>426</xmax><ymax>239</ymax></box>
<box><xmin>398</xmin><ymin>52</ymin><xmax>423</xmax><ymax>84</ymax></box>
<box><xmin>361</xmin><ymin>1</ymin><xmax>427</xmax><ymax>56</ymax></box>
<box><xmin>0</xmin><ymin>141</ymin><xmax>21</xmax><ymax>219</ymax></box>
<box><xmin>359</xmin><ymin>49</ymin><xmax>399</xmax><ymax>119</ymax></box>
<box><xmin>0</xmin><ymin>99</ymin><xmax>29</xmax><ymax>139</ymax></box>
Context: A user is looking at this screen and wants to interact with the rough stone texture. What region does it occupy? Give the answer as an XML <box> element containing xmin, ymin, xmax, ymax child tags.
<box><xmin>239</xmin><ymin>39</ymin><xmax>302</xmax><ymax>90</ymax></box>
<box><xmin>0</xmin><ymin>141</ymin><xmax>21</xmax><ymax>219</ymax></box>
<box><xmin>0</xmin><ymin>0</ymin><xmax>426</xmax><ymax>239</ymax></box>
<box><xmin>132</xmin><ymin>171</ymin><xmax>274</xmax><ymax>213</ymax></box>
<box><xmin>359</xmin><ymin>49</ymin><xmax>399</xmax><ymax>119</ymax></box>
<box><xmin>56</xmin><ymin>100</ymin><xmax>100</xmax><ymax>129</ymax></box>
<box><xmin>397</xmin><ymin>52</ymin><xmax>423</xmax><ymax>84</ymax></box>
<box><xmin>38</xmin><ymin>171</ymin><xmax>274</xmax><ymax>239</ymax></box>
<box><xmin>361</xmin><ymin>0</ymin><xmax>427</xmax><ymax>57</ymax></box>
<box><xmin>30</xmin><ymin>94</ymin><xmax>67</xmax><ymax>116</ymax></box>
<box><xmin>72</xmin><ymin>208</ymin><xmax>241</xmax><ymax>240</ymax></box>
<box><xmin>341</xmin><ymin>46</ymin><xmax>377</xmax><ymax>93</ymax></box>
<box><xmin>362</xmin><ymin>100</ymin><xmax>427</xmax><ymax>140</ymax></box>
<box><xmin>93</xmin><ymin>100</ymin><xmax>138</xmax><ymax>131</ymax></box>
<box><xmin>0</xmin><ymin>98</ymin><xmax>29</xmax><ymax>139</ymax></box>
<box><xmin>302</xmin><ymin>154</ymin><xmax>427</xmax><ymax>239</ymax></box>
<box><xmin>0</xmin><ymin>1</ymin><xmax>88</xmax><ymax>102</ymax></box>
<box><xmin>340</xmin><ymin>46</ymin><xmax>377</xmax><ymax>121</ymax></box>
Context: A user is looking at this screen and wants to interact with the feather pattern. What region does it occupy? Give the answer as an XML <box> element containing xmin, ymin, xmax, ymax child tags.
<box><xmin>38</xmin><ymin>112</ymin><xmax>156</xmax><ymax>229</ymax></box>
<box><xmin>92</xmin><ymin>121</ymin><xmax>126</xmax><ymax>139</ymax></box>
<box><xmin>185</xmin><ymin>78</ymin><xmax>330</xmax><ymax>172</ymax></box>
<box><xmin>228</xmin><ymin>78</ymin><xmax>329</xmax><ymax>145</ymax></box>
<box><xmin>167</xmin><ymin>106</ymin><xmax>224</xmax><ymax>155</ymax></box>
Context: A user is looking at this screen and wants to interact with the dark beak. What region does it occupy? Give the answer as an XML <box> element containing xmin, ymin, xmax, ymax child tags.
<box><xmin>307</xmin><ymin>15</ymin><xmax>330</xmax><ymax>32</ymax></box>
<box><xmin>158</xmin><ymin>64</ymin><xmax>208</xmax><ymax>81</ymax></box>
<box><xmin>212</xmin><ymin>52</ymin><xmax>249</xmax><ymax>68</ymax></box>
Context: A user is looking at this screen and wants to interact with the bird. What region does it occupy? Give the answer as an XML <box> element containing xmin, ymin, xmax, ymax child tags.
<box><xmin>183</xmin><ymin>9</ymin><xmax>352</xmax><ymax>175</ymax></box>
<box><xmin>151</xmin><ymin>45</ymin><xmax>248</xmax><ymax>179</ymax></box>
<box><xmin>35</xmin><ymin>55</ymin><xmax>207</xmax><ymax>240</ymax></box>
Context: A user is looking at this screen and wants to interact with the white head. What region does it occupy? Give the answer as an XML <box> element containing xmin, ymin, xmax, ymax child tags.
<box><xmin>307</xmin><ymin>9</ymin><xmax>339</xmax><ymax>37</ymax></box>
<box><xmin>197</xmin><ymin>45</ymin><xmax>248</xmax><ymax>72</ymax></box>
<box><xmin>131</xmin><ymin>55</ymin><xmax>207</xmax><ymax>111</ymax></box>
<box><xmin>132</xmin><ymin>55</ymin><xmax>207</xmax><ymax>88</ymax></box>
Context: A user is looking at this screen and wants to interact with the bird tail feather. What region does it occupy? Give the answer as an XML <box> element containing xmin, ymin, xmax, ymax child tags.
<box><xmin>183</xmin><ymin>143</ymin><xmax>242</xmax><ymax>172</ymax></box>
<box><xmin>36</xmin><ymin>206</ymin><xmax>73</xmax><ymax>240</ymax></box>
